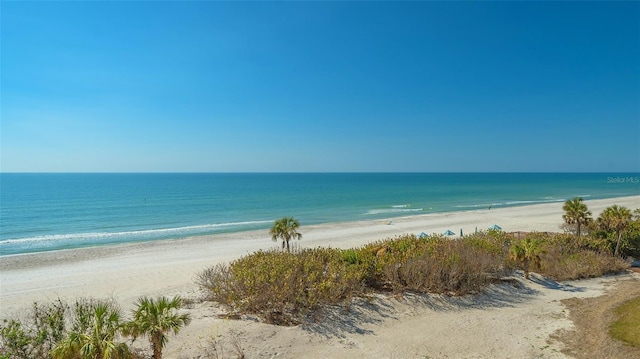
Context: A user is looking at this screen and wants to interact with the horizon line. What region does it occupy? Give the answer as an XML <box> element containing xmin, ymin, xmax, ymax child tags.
<box><xmin>1</xmin><ymin>171</ymin><xmax>639</xmax><ymax>175</ymax></box>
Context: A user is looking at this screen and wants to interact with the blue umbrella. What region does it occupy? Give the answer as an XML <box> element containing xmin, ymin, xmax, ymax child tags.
<box><xmin>418</xmin><ymin>232</ymin><xmax>429</xmax><ymax>238</ymax></box>
<box><xmin>488</xmin><ymin>224</ymin><xmax>502</xmax><ymax>231</ymax></box>
<box><xmin>443</xmin><ymin>229</ymin><xmax>455</xmax><ymax>236</ymax></box>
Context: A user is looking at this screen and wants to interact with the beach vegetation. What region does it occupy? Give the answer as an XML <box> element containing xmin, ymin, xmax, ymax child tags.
<box><xmin>51</xmin><ymin>301</ymin><xmax>131</xmax><ymax>359</ymax></box>
<box><xmin>504</xmin><ymin>232</ymin><xmax>628</xmax><ymax>281</ymax></box>
<box><xmin>609</xmin><ymin>296</ymin><xmax>640</xmax><ymax>348</ymax></box>
<box><xmin>199</xmin><ymin>328</ymin><xmax>245</xmax><ymax>359</ymax></box>
<box><xmin>0</xmin><ymin>299</ymin><xmax>67</xmax><ymax>359</ymax></box>
<box><xmin>596</xmin><ymin>205</ymin><xmax>632</xmax><ymax>256</ymax></box>
<box><xmin>586</xmin><ymin>207</ymin><xmax>640</xmax><ymax>258</ymax></box>
<box><xmin>196</xmin><ymin>248</ymin><xmax>365</xmax><ymax>325</ymax></box>
<box><xmin>539</xmin><ymin>246</ymin><xmax>628</xmax><ymax>281</ymax></box>
<box><xmin>562</xmin><ymin>197</ymin><xmax>592</xmax><ymax>238</ymax></box>
<box><xmin>197</xmin><ymin>228</ymin><xmax>632</xmax><ymax>326</ymax></box>
<box><xmin>123</xmin><ymin>296</ymin><xmax>191</xmax><ymax>359</ymax></box>
<box><xmin>620</xmin><ymin>209</ymin><xmax>640</xmax><ymax>258</ymax></box>
<box><xmin>509</xmin><ymin>237</ymin><xmax>543</xmax><ymax>279</ymax></box>
<box><xmin>197</xmin><ymin>233</ymin><xmax>511</xmax><ymax>324</ymax></box>
<box><xmin>0</xmin><ymin>320</ymin><xmax>32</xmax><ymax>359</ymax></box>
<box><xmin>357</xmin><ymin>233</ymin><xmax>509</xmax><ymax>294</ymax></box>
<box><xmin>269</xmin><ymin>217</ymin><xmax>302</xmax><ymax>253</ymax></box>
<box><xmin>0</xmin><ymin>296</ymin><xmax>192</xmax><ymax>359</ymax></box>
<box><xmin>380</xmin><ymin>237</ymin><xmax>508</xmax><ymax>295</ymax></box>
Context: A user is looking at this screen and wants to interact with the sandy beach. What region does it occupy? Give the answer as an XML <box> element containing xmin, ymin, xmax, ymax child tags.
<box><xmin>1</xmin><ymin>195</ymin><xmax>639</xmax><ymax>358</ymax></box>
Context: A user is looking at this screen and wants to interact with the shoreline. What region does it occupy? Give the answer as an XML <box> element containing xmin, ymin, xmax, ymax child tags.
<box><xmin>2</xmin><ymin>194</ymin><xmax>638</xmax><ymax>262</ymax></box>
<box><xmin>1</xmin><ymin>195</ymin><xmax>638</xmax><ymax>316</ymax></box>
<box><xmin>3</xmin><ymin>191</ymin><xmax>639</xmax><ymax>257</ymax></box>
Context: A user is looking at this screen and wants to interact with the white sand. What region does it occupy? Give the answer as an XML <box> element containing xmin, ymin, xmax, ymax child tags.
<box><xmin>1</xmin><ymin>195</ymin><xmax>639</xmax><ymax>358</ymax></box>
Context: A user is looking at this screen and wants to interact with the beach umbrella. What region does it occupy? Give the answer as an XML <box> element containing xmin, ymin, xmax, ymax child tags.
<box><xmin>488</xmin><ymin>224</ymin><xmax>502</xmax><ymax>231</ymax></box>
<box><xmin>418</xmin><ymin>232</ymin><xmax>429</xmax><ymax>239</ymax></box>
<box><xmin>443</xmin><ymin>229</ymin><xmax>455</xmax><ymax>236</ymax></box>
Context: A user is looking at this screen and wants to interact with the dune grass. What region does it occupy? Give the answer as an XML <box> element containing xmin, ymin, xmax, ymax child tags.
<box><xmin>197</xmin><ymin>231</ymin><xmax>629</xmax><ymax>325</ymax></box>
<box><xmin>609</xmin><ymin>296</ymin><xmax>640</xmax><ymax>348</ymax></box>
<box><xmin>196</xmin><ymin>233</ymin><xmax>511</xmax><ymax>324</ymax></box>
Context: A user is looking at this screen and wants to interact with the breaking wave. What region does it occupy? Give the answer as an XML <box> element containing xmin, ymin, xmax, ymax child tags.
<box><xmin>0</xmin><ymin>220</ymin><xmax>272</xmax><ymax>255</ymax></box>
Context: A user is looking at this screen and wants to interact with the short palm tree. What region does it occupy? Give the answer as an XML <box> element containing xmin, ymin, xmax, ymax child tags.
<box><xmin>124</xmin><ymin>296</ymin><xmax>191</xmax><ymax>359</ymax></box>
<box><xmin>51</xmin><ymin>302</ymin><xmax>131</xmax><ymax>359</ymax></box>
<box><xmin>562</xmin><ymin>197</ymin><xmax>592</xmax><ymax>238</ymax></box>
<box><xmin>269</xmin><ymin>216</ymin><xmax>302</xmax><ymax>253</ymax></box>
<box><xmin>509</xmin><ymin>238</ymin><xmax>543</xmax><ymax>279</ymax></box>
<box><xmin>598</xmin><ymin>205</ymin><xmax>632</xmax><ymax>256</ymax></box>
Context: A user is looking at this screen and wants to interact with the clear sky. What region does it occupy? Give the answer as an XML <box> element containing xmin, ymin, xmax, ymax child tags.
<box><xmin>2</xmin><ymin>1</ymin><xmax>639</xmax><ymax>172</ymax></box>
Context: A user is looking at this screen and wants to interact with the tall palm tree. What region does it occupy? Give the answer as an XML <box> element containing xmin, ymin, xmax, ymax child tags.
<box><xmin>269</xmin><ymin>216</ymin><xmax>302</xmax><ymax>253</ymax></box>
<box><xmin>598</xmin><ymin>205</ymin><xmax>632</xmax><ymax>256</ymax></box>
<box><xmin>52</xmin><ymin>302</ymin><xmax>131</xmax><ymax>359</ymax></box>
<box><xmin>562</xmin><ymin>197</ymin><xmax>592</xmax><ymax>237</ymax></box>
<box><xmin>124</xmin><ymin>296</ymin><xmax>191</xmax><ymax>359</ymax></box>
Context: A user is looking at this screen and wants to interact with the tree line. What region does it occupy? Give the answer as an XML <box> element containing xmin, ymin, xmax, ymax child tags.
<box><xmin>562</xmin><ymin>197</ymin><xmax>639</xmax><ymax>257</ymax></box>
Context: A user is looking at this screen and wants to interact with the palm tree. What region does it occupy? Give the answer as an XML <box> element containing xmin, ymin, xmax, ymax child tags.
<box><xmin>124</xmin><ymin>296</ymin><xmax>191</xmax><ymax>359</ymax></box>
<box><xmin>52</xmin><ymin>302</ymin><xmax>131</xmax><ymax>359</ymax></box>
<box><xmin>269</xmin><ymin>216</ymin><xmax>302</xmax><ymax>253</ymax></box>
<box><xmin>598</xmin><ymin>205</ymin><xmax>632</xmax><ymax>256</ymax></box>
<box><xmin>509</xmin><ymin>238</ymin><xmax>543</xmax><ymax>279</ymax></box>
<box><xmin>562</xmin><ymin>197</ymin><xmax>592</xmax><ymax>237</ymax></box>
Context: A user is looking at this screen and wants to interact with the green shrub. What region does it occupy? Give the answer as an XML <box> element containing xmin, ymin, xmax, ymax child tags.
<box><xmin>382</xmin><ymin>239</ymin><xmax>507</xmax><ymax>295</ymax></box>
<box><xmin>197</xmin><ymin>248</ymin><xmax>365</xmax><ymax>325</ymax></box>
<box><xmin>509</xmin><ymin>237</ymin><xmax>544</xmax><ymax>279</ymax></box>
<box><xmin>620</xmin><ymin>219</ymin><xmax>640</xmax><ymax>258</ymax></box>
<box><xmin>0</xmin><ymin>299</ymin><xmax>67</xmax><ymax>359</ymax></box>
<box><xmin>197</xmin><ymin>234</ymin><xmax>512</xmax><ymax>324</ymax></box>
<box><xmin>0</xmin><ymin>320</ymin><xmax>33</xmax><ymax>359</ymax></box>
<box><xmin>340</xmin><ymin>248</ymin><xmax>360</xmax><ymax>265</ymax></box>
<box><xmin>539</xmin><ymin>246</ymin><xmax>629</xmax><ymax>281</ymax></box>
<box><xmin>498</xmin><ymin>232</ymin><xmax>629</xmax><ymax>280</ymax></box>
<box><xmin>544</xmin><ymin>232</ymin><xmax>613</xmax><ymax>254</ymax></box>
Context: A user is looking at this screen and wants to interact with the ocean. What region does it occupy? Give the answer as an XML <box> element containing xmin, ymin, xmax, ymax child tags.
<box><xmin>1</xmin><ymin>173</ymin><xmax>638</xmax><ymax>256</ymax></box>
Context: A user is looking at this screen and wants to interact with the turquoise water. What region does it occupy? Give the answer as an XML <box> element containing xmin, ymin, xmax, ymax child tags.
<box><xmin>1</xmin><ymin>173</ymin><xmax>638</xmax><ymax>256</ymax></box>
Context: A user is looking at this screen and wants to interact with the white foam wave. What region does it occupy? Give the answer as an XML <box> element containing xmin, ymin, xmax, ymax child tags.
<box><xmin>0</xmin><ymin>220</ymin><xmax>272</xmax><ymax>245</ymax></box>
<box><xmin>366</xmin><ymin>208</ymin><xmax>423</xmax><ymax>215</ymax></box>
<box><xmin>455</xmin><ymin>198</ymin><xmax>565</xmax><ymax>209</ymax></box>
<box><xmin>391</xmin><ymin>204</ymin><xmax>410</xmax><ymax>208</ymax></box>
<box><xmin>454</xmin><ymin>203</ymin><xmax>500</xmax><ymax>209</ymax></box>
<box><xmin>504</xmin><ymin>199</ymin><xmax>564</xmax><ymax>205</ymax></box>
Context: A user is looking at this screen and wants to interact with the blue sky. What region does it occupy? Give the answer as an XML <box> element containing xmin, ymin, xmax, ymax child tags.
<box><xmin>2</xmin><ymin>1</ymin><xmax>639</xmax><ymax>172</ymax></box>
